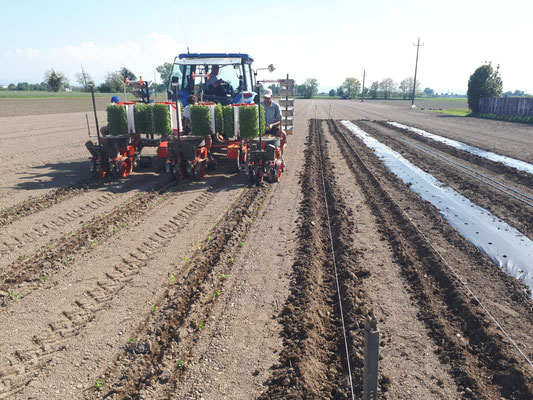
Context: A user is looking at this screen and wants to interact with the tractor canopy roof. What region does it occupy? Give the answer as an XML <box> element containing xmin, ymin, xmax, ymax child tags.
<box><xmin>176</xmin><ymin>53</ymin><xmax>254</xmax><ymax>65</ymax></box>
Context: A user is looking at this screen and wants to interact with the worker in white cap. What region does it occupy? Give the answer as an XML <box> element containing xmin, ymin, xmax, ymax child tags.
<box><xmin>261</xmin><ymin>88</ymin><xmax>287</xmax><ymax>153</ymax></box>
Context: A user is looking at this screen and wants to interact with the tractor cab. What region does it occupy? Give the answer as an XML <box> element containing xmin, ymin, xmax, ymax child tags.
<box><xmin>167</xmin><ymin>53</ymin><xmax>257</xmax><ymax>106</ymax></box>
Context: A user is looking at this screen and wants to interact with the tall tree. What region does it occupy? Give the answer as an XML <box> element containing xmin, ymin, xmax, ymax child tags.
<box><xmin>369</xmin><ymin>81</ymin><xmax>379</xmax><ymax>99</ymax></box>
<box><xmin>300</xmin><ymin>78</ymin><xmax>318</xmax><ymax>99</ymax></box>
<box><xmin>423</xmin><ymin>87</ymin><xmax>435</xmax><ymax>97</ymax></box>
<box><xmin>43</xmin><ymin>69</ymin><xmax>69</xmax><ymax>92</ymax></box>
<box><xmin>329</xmin><ymin>89</ymin><xmax>336</xmax><ymax>97</ymax></box>
<box><xmin>341</xmin><ymin>77</ymin><xmax>361</xmax><ymax>98</ymax></box>
<box><xmin>467</xmin><ymin>62</ymin><xmax>502</xmax><ymax>113</ymax></box>
<box><xmin>75</xmin><ymin>66</ymin><xmax>93</xmax><ymax>92</ymax></box>
<box><xmin>156</xmin><ymin>62</ymin><xmax>173</xmax><ymax>88</ymax></box>
<box><xmin>119</xmin><ymin>67</ymin><xmax>137</xmax><ymax>82</ymax></box>
<box><xmin>379</xmin><ymin>78</ymin><xmax>396</xmax><ymax>99</ymax></box>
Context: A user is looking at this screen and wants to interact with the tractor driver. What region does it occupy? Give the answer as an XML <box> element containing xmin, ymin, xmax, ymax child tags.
<box><xmin>262</xmin><ymin>88</ymin><xmax>287</xmax><ymax>152</ymax></box>
<box><xmin>206</xmin><ymin>65</ymin><xmax>228</xmax><ymax>96</ymax></box>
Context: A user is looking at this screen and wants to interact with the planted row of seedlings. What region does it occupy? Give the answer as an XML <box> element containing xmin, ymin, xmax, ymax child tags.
<box><xmin>0</xmin><ymin>187</ymin><xmax>221</xmax><ymax>399</ymax></box>
<box><xmin>91</xmin><ymin>185</ymin><xmax>270</xmax><ymax>399</ymax></box>
<box><xmin>328</xmin><ymin>119</ymin><xmax>533</xmax><ymax>399</ymax></box>
<box><xmin>0</xmin><ymin>184</ymin><xmax>97</xmax><ymax>228</ymax></box>
<box><xmin>0</xmin><ymin>181</ymin><xmax>178</xmax><ymax>306</ymax></box>
<box><xmin>262</xmin><ymin>119</ymin><xmax>369</xmax><ymax>399</ymax></box>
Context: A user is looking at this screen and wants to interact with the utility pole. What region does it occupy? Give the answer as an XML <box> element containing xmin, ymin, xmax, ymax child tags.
<box><xmin>411</xmin><ymin>38</ymin><xmax>424</xmax><ymax>107</ymax></box>
<box><xmin>361</xmin><ymin>69</ymin><xmax>366</xmax><ymax>102</ymax></box>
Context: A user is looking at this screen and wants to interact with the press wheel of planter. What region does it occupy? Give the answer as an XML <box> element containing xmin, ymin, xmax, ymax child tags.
<box><xmin>119</xmin><ymin>157</ymin><xmax>133</xmax><ymax>178</ymax></box>
<box><xmin>230</xmin><ymin>149</ymin><xmax>241</xmax><ymax>173</ymax></box>
<box><xmin>273</xmin><ymin>160</ymin><xmax>283</xmax><ymax>182</ymax></box>
<box><xmin>98</xmin><ymin>162</ymin><xmax>109</xmax><ymax>179</ymax></box>
<box><xmin>195</xmin><ymin>160</ymin><xmax>208</xmax><ymax>180</ymax></box>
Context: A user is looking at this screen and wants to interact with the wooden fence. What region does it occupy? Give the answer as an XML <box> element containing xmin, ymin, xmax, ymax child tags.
<box><xmin>479</xmin><ymin>97</ymin><xmax>533</xmax><ymax>116</ymax></box>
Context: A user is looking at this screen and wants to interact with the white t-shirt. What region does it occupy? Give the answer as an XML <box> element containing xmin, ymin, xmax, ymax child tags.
<box><xmin>183</xmin><ymin>105</ymin><xmax>191</xmax><ymax>119</ymax></box>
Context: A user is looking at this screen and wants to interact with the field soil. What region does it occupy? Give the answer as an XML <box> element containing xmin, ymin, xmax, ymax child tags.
<box><xmin>0</xmin><ymin>99</ymin><xmax>532</xmax><ymax>399</ymax></box>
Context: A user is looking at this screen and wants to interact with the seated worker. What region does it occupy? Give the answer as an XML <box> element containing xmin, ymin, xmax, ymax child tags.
<box><xmin>183</xmin><ymin>95</ymin><xmax>198</xmax><ymax>134</ymax></box>
<box><xmin>262</xmin><ymin>88</ymin><xmax>287</xmax><ymax>152</ymax></box>
<box><xmin>206</xmin><ymin>65</ymin><xmax>229</xmax><ymax>96</ymax></box>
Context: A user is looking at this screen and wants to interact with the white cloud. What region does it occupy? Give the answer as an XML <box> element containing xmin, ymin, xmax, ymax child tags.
<box><xmin>2</xmin><ymin>34</ymin><xmax>186</xmax><ymax>85</ymax></box>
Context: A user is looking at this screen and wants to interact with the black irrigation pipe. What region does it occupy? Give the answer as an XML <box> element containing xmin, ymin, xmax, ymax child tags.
<box><xmin>334</xmin><ymin>120</ymin><xmax>533</xmax><ymax>370</ymax></box>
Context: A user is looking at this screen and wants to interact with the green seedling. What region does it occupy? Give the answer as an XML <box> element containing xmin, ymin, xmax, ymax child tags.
<box><xmin>212</xmin><ymin>290</ymin><xmax>221</xmax><ymax>299</ymax></box>
<box><xmin>147</xmin><ymin>301</ymin><xmax>157</xmax><ymax>313</ymax></box>
<box><xmin>67</xmin><ymin>231</ymin><xmax>73</xmax><ymax>237</ymax></box>
<box><xmin>249</xmin><ymin>218</ymin><xmax>254</xmax><ymax>223</ymax></box>
<box><xmin>113</xmin><ymin>227</ymin><xmax>119</xmax><ymax>233</ymax></box>
<box><xmin>139</xmin><ymin>210</ymin><xmax>145</xmax><ymax>214</ymax></box>
<box><xmin>92</xmin><ymin>239</ymin><xmax>98</xmax><ymax>246</ymax></box>
<box><xmin>96</xmin><ymin>378</ymin><xmax>103</xmax><ymax>389</ymax></box>
<box><xmin>218</xmin><ymin>273</ymin><xmax>229</xmax><ymax>279</ymax></box>
<box><xmin>128</xmin><ymin>337</ymin><xmax>135</xmax><ymax>343</ymax></box>
<box><xmin>102</xmin><ymin>212</ymin><xmax>107</xmax><ymax>218</ymax></box>
<box><xmin>181</xmin><ymin>257</ymin><xmax>190</xmax><ymax>262</ymax></box>
<box><xmin>84</xmin><ymin>222</ymin><xmax>91</xmax><ymax>228</ymax></box>
<box><xmin>46</xmin><ymin>243</ymin><xmax>52</xmax><ymax>250</ymax></box>
<box><xmin>121</xmin><ymin>222</ymin><xmax>126</xmax><ymax>228</ymax></box>
<box><xmin>23</xmin><ymin>254</ymin><xmax>29</xmax><ymax>260</ymax></box>
<box><xmin>40</xmin><ymin>276</ymin><xmax>49</xmax><ymax>282</ymax></box>
<box><xmin>9</xmin><ymin>291</ymin><xmax>20</xmax><ymax>300</ymax></box>
<box><xmin>238</xmin><ymin>240</ymin><xmax>244</xmax><ymax>247</ymax></box>
<box><xmin>195</xmin><ymin>243</ymin><xmax>201</xmax><ymax>250</ymax></box>
<box><xmin>139</xmin><ymin>192</ymin><xmax>145</xmax><ymax>197</ymax></box>
<box><xmin>171</xmin><ymin>274</ymin><xmax>176</xmax><ymax>284</ymax></box>
<box><xmin>64</xmin><ymin>256</ymin><xmax>75</xmax><ymax>264</ymax></box>
<box><xmin>197</xmin><ymin>322</ymin><xmax>205</xmax><ymax>331</ymax></box>
<box><xmin>177</xmin><ymin>359</ymin><xmax>185</xmax><ymax>368</ymax></box>
<box><xmin>227</xmin><ymin>257</ymin><xmax>234</xmax><ymax>263</ymax></box>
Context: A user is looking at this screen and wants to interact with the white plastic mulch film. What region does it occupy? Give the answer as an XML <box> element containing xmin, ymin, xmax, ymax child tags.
<box><xmin>341</xmin><ymin>120</ymin><xmax>533</xmax><ymax>296</ymax></box>
<box><xmin>387</xmin><ymin>122</ymin><xmax>533</xmax><ymax>175</ymax></box>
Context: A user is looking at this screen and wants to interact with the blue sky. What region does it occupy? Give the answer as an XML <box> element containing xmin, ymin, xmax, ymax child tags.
<box><xmin>1</xmin><ymin>0</ymin><xmax>531</xmax><ymax>93</ymax></box>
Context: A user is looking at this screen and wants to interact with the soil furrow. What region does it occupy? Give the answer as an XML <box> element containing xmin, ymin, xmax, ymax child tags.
<box><xmin>87</xmin><ymin>185</ymin><xmax>268</xmax><ymax>399</ymax></box>
<box><xmin>0</xmin><ymin>191</ymin><xmax>125</xmax><ymax>269</ymax></box>
<box><xmin>0</xmin><ymin>189</ymin><xmax>218</xmax><ymax>398</ymax></box>
<box><xmin>379</xmin><ymin>120</ymin><xmax>533</xmax><ymax>189</ymax></box>
<box><xmin>329</xmin><ymin>119</ymin><xmax>533</xmax><ymax>399</ymax></box>
<box><xmin>357</xmin><ymin>121</ymin><xmax>533</xmax><ymax>238</ymax></box>
<box><xmin>261</xmin><ymin>119</ymin><xmax>367</xmax><ymax>399</ymax></box>
<box><xmin>0</xmin><ymin>181</ymin><xmax>177</xmax><ymax>304</ymax></box>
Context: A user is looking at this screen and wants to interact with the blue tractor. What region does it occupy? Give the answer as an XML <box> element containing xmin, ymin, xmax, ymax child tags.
<box><xmin>167</xmin><ymin>53</ymin><xmax>258</xmax><ymax>106</ymax></box>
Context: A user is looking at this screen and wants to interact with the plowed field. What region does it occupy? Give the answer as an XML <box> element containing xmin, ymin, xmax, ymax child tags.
<box><xmin>1</xmin><ymin>99</ymin><xmax>532</xmax><ymax>399</ymax></box>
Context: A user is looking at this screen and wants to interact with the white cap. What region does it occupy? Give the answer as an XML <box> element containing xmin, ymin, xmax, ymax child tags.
<box><xmin>263</xmin><ymin>88</ymin><xmax>272</xmax><ymax>98</ymax></box>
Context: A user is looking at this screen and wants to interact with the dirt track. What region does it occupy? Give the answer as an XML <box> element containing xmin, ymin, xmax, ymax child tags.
<box><xmin>0</xmin><ymin>99</ymin><xmax>532</xmax><ymax>399</ymax></box>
